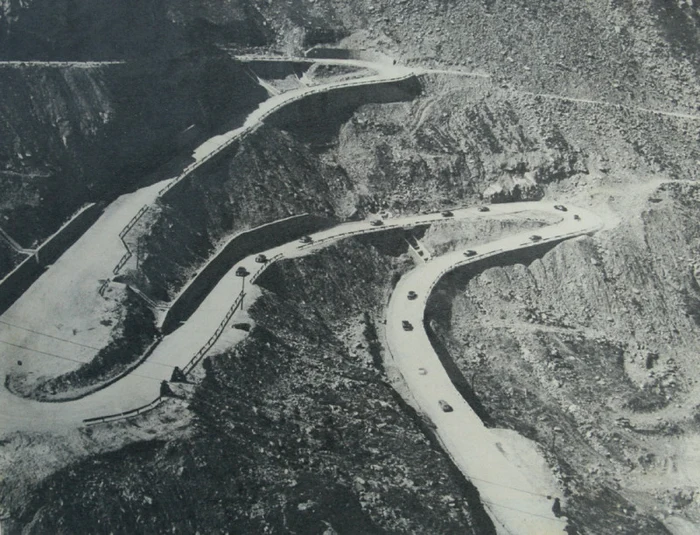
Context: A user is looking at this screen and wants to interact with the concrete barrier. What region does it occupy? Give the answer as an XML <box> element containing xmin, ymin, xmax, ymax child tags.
<box><xmin>159</xmin><ymin>213</ymin><xmax>334</xmax><ymax>334</ymax></box>
<box><xmin>0</xmin><ymin>203</ymin><xmax>104</xmax><ymax>316</ymax></box>
<box><xmin>264</xmin><ymin>76</ymin><xmax>420</xmax><ymax>131</ymax></box>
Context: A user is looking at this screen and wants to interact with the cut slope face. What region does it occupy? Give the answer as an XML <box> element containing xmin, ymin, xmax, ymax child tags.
<box><xmin>431</xmin><ymin>182</ymin><xmax>700</xmax><ymax>530</ymax></box>
<box><xmin>0</xmin><ymin>56</ymin><xmax>267</xmax><ymax>247</ymax></box>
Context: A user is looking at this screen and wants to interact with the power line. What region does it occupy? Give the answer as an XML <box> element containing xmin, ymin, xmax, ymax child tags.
<box><xmin>0</xmin><ymin>318</ymin><xmax>179</xmax><ymax>370</ymax></box>
<box><xmin>481</xmin><ymin>498</ymin><xmax>567</xmax><ymax>523</ymax></box>
<box><xmin>0</xmin><ymin>318</ymin><xmax>102</xmax><ymax>350</ymax></box>
<box><xmin>467</xmin><ymin>474</ymin><xmax>553</xmax><ymax>499</ymax></box>
<box><xmin>0</xmin><ymin>339</ymin><xmax>165</xmax><ymax>383</ymax></box>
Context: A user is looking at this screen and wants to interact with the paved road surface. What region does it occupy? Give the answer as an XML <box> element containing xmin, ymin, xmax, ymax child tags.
<box><xmin>0</xmin><ymin>55</ymin><xmax>417</xmax><ymax>397</ymax></box>
<box><xmin>385</xmin><ymin>204</ymin><xmax>602</xmax><ymax>534</ymax></box>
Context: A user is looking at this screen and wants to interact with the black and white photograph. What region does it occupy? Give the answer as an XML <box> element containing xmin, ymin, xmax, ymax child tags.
<box><xmin>0</xmin><ymin>1</ymin><xmax>699</xmax><ymax>534</ymax></box>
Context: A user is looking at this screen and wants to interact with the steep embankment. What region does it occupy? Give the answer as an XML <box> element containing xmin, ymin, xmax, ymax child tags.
<box><xmin>0</xmin><ymin>55</ymin><xmax>266</xmax><ymax>247</ymax></box>
<box><xmin>9</xmin><ymin>239</ymin><xmax>494</xmax><ymax>535</ymax></box>
<box><xmin>132</xmin><ymin>77</ymin><xmax>421</xmax><ymax>301</ymax></box>
<box><xmin>429</xmin><ymin>182</ymin><xmax>700</xmax><ymax>530</ymax></box>
<box><xmin>0</xmin><ymin>239</ymin><xmax>24</xmax><ymax>279</ymax></box>
<box><xmin>261</xmin><ymin>0</ymin><xmax>700</xmax><ymax>111</ymax></box>
<box><xmin>131</xmin><ymin>64</ymin><xmax>698</xmax><ymax>304</ymax></box>
<box><xmin>336</xmin><ymin>77</ymin><xmax>699</xmax><ymax>208</ymax></box>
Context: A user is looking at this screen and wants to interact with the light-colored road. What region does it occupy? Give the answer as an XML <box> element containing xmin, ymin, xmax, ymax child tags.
<box><xmin>0</xmin><ymin>200</ymin><xmax>601</xmax><ymax>534</ymax></box>
<box><xmin>0</xmin><ymin>61</ymin><xmax>125</xmax><ymax>68</ymax></box>
<box><xmin>518</xmin><ymin>90</ymin><xmax>700</xmax><ymax>122</ymax></box>
<box><xmin>385</xmin><ymin>204</ymin><xmax>603</xmax><ymax>535</ymax></box>
<box><xmin>0</xmin><ymin>55</ymin><xmax>418</xmax><ymax>396</ymax></box>
<box><xmin>0</xmin><ymin>202</ymin><xmax>596</xmax><ymax>433</ymax></box>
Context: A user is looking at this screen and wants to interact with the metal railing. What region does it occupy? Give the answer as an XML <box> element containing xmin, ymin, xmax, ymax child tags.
<box><xmin>128</xmin><ymin>284</ymin><xmax>169</xmax><ymax>310</ymax></box>
<box><xmin>98</xmin><ymin>279</ymin><xmax>110</xmax><ymax>296</ymax></box>
<box><xmin>83</xmin><ymin>252</ymin><xmax>285</xmax><ymax>426</ymax></box>
<box><xmin>83</xmin><ymin>395</ymin><xmax>165</xmax><ymax>426</ymax></box>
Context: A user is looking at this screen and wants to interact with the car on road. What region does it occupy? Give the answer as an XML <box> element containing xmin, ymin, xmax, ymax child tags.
<box><xmin>370</xmin><ymin>219</ymin><xmax>384</xmax><ymax>226</ymax></box>
<box><xmin>235</xmin><ymin>266</ymin><xmax>248</xmax><ymax>277</ymax></box>
<box><xmin>255</xmin><ymin>254</ymin><xmax>267</xmax><ymax>263</ymax></box>
<box><xmin>439</xmin><ymin>400</ymin><xmax>454</xmax><ymax>412</ymax></box>
<box><xmin>407</xmin><ymin>290</ymin><xmax>418</xmax><ymax>300</ymax></box>
<box><xmin>554</xmin><ymin>204</ymin><xmax>568</xmax><ymax>212</ymax></box>
<box><xmin>441</xmin><ymin>210</ymin><xmax>454</xmax><ymax>217</ymax></box>
<box><xmin>418</xmin><ymin>367</ymin><xmax>427</xmax><ymax>375</ymax></box>
<box><xmin>529</xmin><ymin>234</ymin><xmax>543</xmax><ymax>242</ymax></box>
<box><xmin>463</xmin><ymin>249</ymin><xmax>477</xmax><ymax>257</ymax></box>
<box><xmin>299</xmin><ymin>235</ymin><xmax>313</xmax><ymax>244</ymax></box>
<box><xmin>402</xmin><ymin>320</ymin><xmax>414</xmax><ymax>331</ymax></box>
<box><xmin>478</xmin><ymin>206</ymin><xmax>490</xmax><ymax>212</ymax></box>
<box><xmin>573</xmin><ymin>214</ymin><xmax>581</xmax><ymax>221</ymax></box>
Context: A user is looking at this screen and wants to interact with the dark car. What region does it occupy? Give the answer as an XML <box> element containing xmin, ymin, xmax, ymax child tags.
<box><xmin>235</xmin><ymin>266</ymin><xmax>248</xmax><ymax>277</ymax></box>
<box><xmin>439</xmin><ymin>400</ymin><xmax>454</xmax><ymax>412</ymax></box>
<box><xmin>407</xmin><ymin>290</ymin><xmax>418</xmax><ymax>300</ymax></box>
<box><xmin>299</xmin><ymin>235</ymin><xmax>313</xmax><ymax>244</ymax></box>
<box><xmin>402</xmin><ymin>320</ymin><xmax>414</xmax><ymax>331</ymax></box>
<box><xmin>478</xmin><ymin>206</ymin><xmax>490</xmax><ymax>212</ymax></box>
<box><xmin>554</xmin><ymin>204</ymin><xmax>568</xmax><ymax>212</ymax></box>
<box><xmin>463</xmin><ymin>249</ymin><xmax>477</xmax><ymax>257</ymax></box>
<box><xmin>255</xmin><ymin>254</ymin><xmax>267</xmax><ymax>263</ymax></box>
<box><xmin>370</xmin><ymin>219</ymin><xmax>384</xmax><ymax>226</ymax></box>
<box><xmin>441</xmin><ymin>210</ymin><xmax>454</xmax><ymax>217</ymax></box>
<box><xmin>529</xmin><ymin>234</ymin><xmax>543</xmax><ymax>242</ymax></box>
<box><xmin>573</xmin><ymin>214</ymin><xmax>581</xmax><ymax>221</ymax></box>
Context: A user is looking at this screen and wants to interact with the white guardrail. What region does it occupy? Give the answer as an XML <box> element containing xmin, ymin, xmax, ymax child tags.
<box><xmin>83</xmin><ymin>252</ymin><xmax>284</xmax><ymax>426</ymax></box>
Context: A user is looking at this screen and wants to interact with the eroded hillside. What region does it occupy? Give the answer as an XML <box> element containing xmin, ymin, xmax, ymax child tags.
<box><xmin>428</xmin><ymin>182</ymin><xmax>700</xmax><ymax>531</ymax></box>
<box><xmin>1</xmin><ymin>0</ymin><xmax>699</xmax><ymax>533</ymax></box>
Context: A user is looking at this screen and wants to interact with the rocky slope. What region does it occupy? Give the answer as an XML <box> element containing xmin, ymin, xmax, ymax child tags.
<box><xmin>1</xmin><ymin>0</ymin><xmax>699</xmax><ymax>533</ymax></box>
<box><xmin>0</xmin><ymin>55</ymin><xmax>266</xmax><ymax>246</ymax></box>
<box><xmin>428</xmin><ymin>181</ymin><xmax>700</xmax><ymax>531</ymax></box>
<box><xmin>8</xmin><ymin>239</ymin><xmax>493</xmax><ymax>534</ymax></box>
<box><xmin>127</xmin><ymin>69</ymin><xmax>697</xmax><ymax>304</ymax></box>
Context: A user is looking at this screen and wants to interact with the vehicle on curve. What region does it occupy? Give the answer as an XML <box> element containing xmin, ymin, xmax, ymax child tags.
<box><xmin>441</xmin><ymin>210</ymin><xmax>454</xmax><ymax>217</ymax></box>
<box><xmin>370</xmin><ymin>219</ymin><xmax>384</xmax><ymax>226</ymax></box>
<box><xmin>439</xmin><ymin>400</ymin><xmax>454</xmax><ymax>412</ymax></box>
<box><xmin>573</xmin><ymin>214</ymin><xmax>581</xmax><ymax>221</ymax></box>
<box><xmin>529</xmin><ymin>234</ymin><xmax>543</xmax><ymax>242</ymax></box>
<box><xmin>235</xmin><ymin>266</ymin><xmax>248</xmax><ymax>277</ymax></box>
<box><xmin>478</xmin><ymin>206</ymin><xmax>490</xmax><ymax>212</ymax></box>
<box><xmin>402</xmin><ymin>320</ymin><xmax>414</xmax><ymax>331</ymax></box>
<box><xmin>255</xmin><ymin>254</ymin><xmax>267</xmax><ymax>263</ymax></box>
<box><xmin>463</xmin><ymin>249</ymin><xmax>477</xmax><ymax>257</ymax></box>
<box><xmin>554</xmin><ymin>204</ymin><xmax>568</xmax><ymax>212</ymax></box>
<box><xmin>407</xmin><ymin>290</ymin><xmax>418</xmax><ymax>300</ymax></box>
<box><xmin>299</xmin><ymin>235</ymin><xmax>313</xmax><ymax>244</ymax></box>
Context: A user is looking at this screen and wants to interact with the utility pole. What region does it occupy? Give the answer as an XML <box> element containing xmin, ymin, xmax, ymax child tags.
<box><xmin>136</xmin><ymin>237</ymin><xmax>142</xmax><ymax>271</ymax></box>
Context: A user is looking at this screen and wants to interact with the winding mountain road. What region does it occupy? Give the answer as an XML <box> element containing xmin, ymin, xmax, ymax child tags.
<box><xmin>0</xmin><ymin>199</ymin><xmax>601</xmax><ymax>533</ymax></box>
<box><xmin>0</xmin><ymin>52</ymin><xmax>615</xmax><ymax>533</ymax></box>
<box><xmin>0</xmin><ymin>55</ymin><xmax>417</xmax><ymax>395</ymax></box>
<box><xmin>386</xmin><ymin>205</ymin><xmax>603</xmax><ymax>534</ymax></box>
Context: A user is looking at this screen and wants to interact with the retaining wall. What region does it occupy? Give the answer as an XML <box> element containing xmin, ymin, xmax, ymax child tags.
<box><xmin>264</xmin><ymin>77</ymin><xmax>420</xmax><ymax>131</ymax></box>
<box><xmin>305</xmin><ymin>48</ymin><xmax>395</xmax><ymax>64</ymax></box>
<box><xmin>160</xmin><ymin>213</ymin><xmax>334</xmax><ymax>334</ymax></box>
<box><xmin>0</xmin><ymin>203</ymin><xmax>104</xmax><ymax>315</ymax></box>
